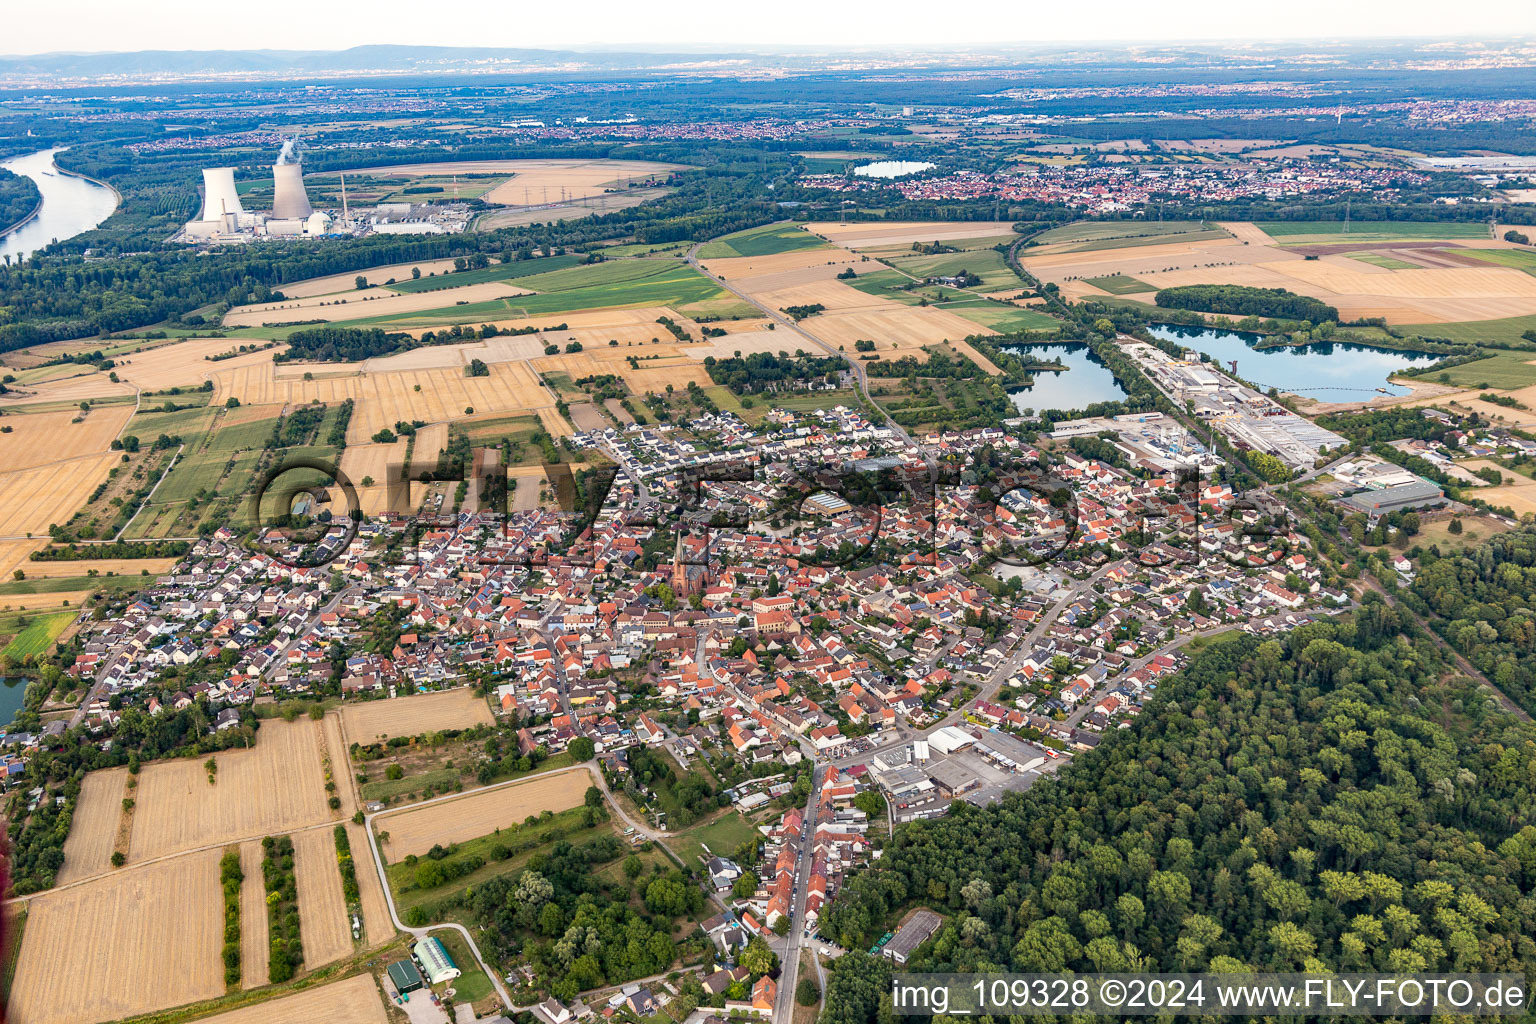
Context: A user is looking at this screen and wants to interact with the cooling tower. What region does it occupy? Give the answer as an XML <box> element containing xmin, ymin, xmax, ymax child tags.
<box><xmin>271</xmin><ymin>161</ymin><xmax>313</xmax><ymax>220</ymax></box>
<box><xmin>199</xmin><ymin>167</ymin><xmax>244</xmax><ymax>223</ymax></box>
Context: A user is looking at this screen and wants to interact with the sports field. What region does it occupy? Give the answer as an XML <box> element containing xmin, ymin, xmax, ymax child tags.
<box><xmin>338</xmin><ymin>686</ymin><xmax>494</xmax><ymax>742</ymax></box>
<box><xmin>127</xmin><ymin>718</ymin><xmax>331</xmax><ymax>861</ymax></box>
<box><xmin>9</xmin><ymin>849</ymin><xmax>224</xmax><ymax>1024</ymax></box>
<box><xmin>377</xmin><ymin>767</ymin><xmax>596</xmax><ymax>860</ymax></box>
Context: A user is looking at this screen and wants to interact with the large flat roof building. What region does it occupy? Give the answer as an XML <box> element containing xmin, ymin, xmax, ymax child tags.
<box><xmin>884</xmin><ymin>909</ymin><xmax>943</xmax><ymax>964</ymax></box>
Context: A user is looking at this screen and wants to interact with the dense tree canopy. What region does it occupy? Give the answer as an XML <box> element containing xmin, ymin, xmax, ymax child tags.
<box><xmin>818</xmin><ymin>600</ymin><xmax>1536</xmax><ymax>1024</ymax></box>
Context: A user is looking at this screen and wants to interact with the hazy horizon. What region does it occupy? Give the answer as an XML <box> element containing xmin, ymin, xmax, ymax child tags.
<box><xmin>5</xmin><ymin>0</ymin><xmax>1534</xmax><ymax>59</ymax></box>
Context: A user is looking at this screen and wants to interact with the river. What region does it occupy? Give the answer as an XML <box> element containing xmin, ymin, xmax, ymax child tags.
<box><xmin>1147</xmin><ymin>324</ymin><xmax>1440</xmax><ymax>398</ymax></box>
<box><xmin>0</xmin><ymin>147</ymin><xmax>119</xmax><ymax>260</ymax></box>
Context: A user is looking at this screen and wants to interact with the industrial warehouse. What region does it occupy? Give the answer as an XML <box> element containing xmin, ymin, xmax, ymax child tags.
<box><xmin>176</xmin><ymin>140</ymin><xmax>471</xmax><ymax>244</ymax></box>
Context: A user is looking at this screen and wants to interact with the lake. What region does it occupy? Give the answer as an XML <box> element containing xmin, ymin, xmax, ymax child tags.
<box><xmin>0</xmin><ymin>147</ymin><xmax>120</xmax><ymax>260</ymax></box>
<box><xmin>0</xmin><ymin>677</ymin><xmax>30</xmax><ymax>729</ymax></box>
<box><xmin>1148</xmin><ymin>325</ymin><xmax>1440</xmax><ymax>398</ymax></box>
<box><xmin>1002</xmin><ymin>342</ymin><xmax>1129</xmax><ymax>414</ymax></box>
<box><xmin>853</xmin><ymin>160</ymin><xmax>935</xmax><ymax>179</ymax></box>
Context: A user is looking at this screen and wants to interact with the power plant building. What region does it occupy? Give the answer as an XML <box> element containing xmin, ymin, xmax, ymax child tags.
<box><xmin>271</xmin><ymin>160</ymin><xmax>314</xmax><ymax>219</ymax></box>
<box><xmin>178</xmin><ymin>142</ymin><xmax>468</xmax><ymax>244</ymax></box>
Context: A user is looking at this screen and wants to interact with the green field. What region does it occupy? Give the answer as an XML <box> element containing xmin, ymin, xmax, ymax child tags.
<box><xmin>669</xmin><ymin>809</ymin><xmax>757</xmax><ymax>866</ymax></box>
<box><xmin>386</xmin><ymin>252</ymin><xmax>587</xmax><ymax>294</ymax></box>
<box><xmin>939</xmin><ymin>300</ymin><xmax>1059</xmax><ymax>333</ymax></box>
<box><xmin>1258</xmin><ymin>221</ymin><xmax>1490</xmax><ymax>241</ymax></box>
<box><xmin>696</xmin><ymin>222</ymin><xmax>833</xmax><ymax>259</ymax></box>
<box><xmin>0</xmin><ymin>575</ymin><xmax>146</xmax><ymax>597</ymax></box>
<box><xmin>700</xmin><ymin>384</ymin><xmax>753</xmax><ymax>420</ymax></box>
<box><xmin>152</xmin><ymin>452</ymin><xmax>234</xmax><ymax>502</ymax></box>
<box><xmin>362</xmin><ymin>261</ymin><xmax>730</xmax><ymax>327</ymax></box>
<box><xmin>124</xmin><ymin>406</ymin><xmax>217</xmax><ymax>448</ymax></box>
<box><xmin>1347</xmin><ymin>252</ymin><xmax>1423</xmax><ymax>270</ymax></box>
<box><xmin>463</xmin><ymin>414</ymin><xmax>545</xmax><ymax>445</ymax></box>
<box><xmin>1455</xmin><ymin>247</ymin><xmax>1536</xmax><ymax>275</ymax></box>
<box><xmin>887</xmin><ymin>248</ymin><xmax>1017</xmax><ymax>289</ymax></box>
<box><xmin>1400</xmin><ymin>313</ymin><xmax>1536</xmax><ymax>348</ymax></box>
<box><xmin>1034</xmin><ymin>220</ymin><xmax>1210</xmax><ymax>245</ymax></box>
<box><xmin>1084</xmin><ymin>274</ymin><xmax>1153</xmax><ymax>294</ymax></box>
<box><xmin>433</xmin><ymin>931</ymin><xmax>494</xmax><ymax>1002</ymax></box>
<box><xmin>206</xmin><ymin>417</ymin><xmax>279</xmax><ymax>452</ymax></box>
<box><xmin>1051</xmin><ymin>230</ymin><xmax>1230</xmax><ymax>253</ymax></box>
<box><xmin>1</xmin><ymin>612</ymin><xmax>75</xmax><ymax>660</ymax></box>
<box><xmin>1427</xmin><ymin>350</ymin><xmax>1536</xmax><ymax>389</ymax></box>
<box><xmin>844</xmin><ymin>270</ymin><xmax>924</xmax><ymax>305</ymax></box>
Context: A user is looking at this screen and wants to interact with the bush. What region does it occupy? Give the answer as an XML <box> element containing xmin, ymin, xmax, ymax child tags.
<box><xmin>797</xmin><ymin>978</ymin><xmax>821</xmax><ymax>1006</ymax></box>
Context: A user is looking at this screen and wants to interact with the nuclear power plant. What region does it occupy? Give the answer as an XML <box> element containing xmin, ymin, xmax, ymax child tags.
<box><xmin>176</xmin><ymin>140</ymin><xmax>470</xmax><ymax>245</ymax></box>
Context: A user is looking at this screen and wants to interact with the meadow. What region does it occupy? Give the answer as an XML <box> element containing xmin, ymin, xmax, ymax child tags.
<box><xmin>1257</xmin><ymin>220</ymin><xmax>1490</xmax><ymax>241</ymax></box>
<box><xmin>1084</xmin><ymin>273</ymin><xmax>1153</xmax><ymax>294</ymax></box>
<box><xmin>1427</xmin><ymin>350</ymin><xmax>1536</xmax><ymax>389</ymax></box>
<box><xmin>1032</xmin><ymin>220</ymin><xmax>1210</xmax><ymax>244</ymax></box>
<box><xmin>1401</xmin><ymin>312</ymin><xmax>1536</xmax><ymax>347</ymax></box>
<box><xmin>696</xmin><ymin>221</ymin><xmax>832</xmax><ymax>259</ymax></box>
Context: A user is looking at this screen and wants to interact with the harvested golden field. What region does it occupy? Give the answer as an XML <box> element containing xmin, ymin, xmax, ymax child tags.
<box><xmin>0</xmin><ymin>592</ymin><xmax>89</xmax><ymax>613</ymax></box>
<box><xmin>295</xmin><ymin>826</ymin><xmax>353</xmax><ymax>968</ymax></box>
<box><xmin>198</xmin><ymin>974</ymin><xmax>388</xmax><ymax>1024</ymax></box>
<box><xmin>806</xmin><ymin>220</ymin><xmax>1018</xmax><ymax>249</ymax></box>
<box><xmin>212</xmin><ymin>360</ymin><xmax>555</xmax><ymax>443</ymax></box>
<box><xmin>347</xmin><ymin>822</ymin><xmax>397</xmax><ymax>946</ymax></box>
<box><xmin>127</xmin><ymin>718</ymin><xmax>330</xmax><ymax>861</ymax></box>
<box><xmin>1474</xmin><ymin>477</ymin><xmax>1536</xmax><ymax>517</ymax></box>
<box><xmin>112</xmin><ymin>336</ymin><xmax>282</xmax><ymax>389</ymax></box>
<box><xmin>379</xmin><ymin>768</ymin><xmax>595</xmax><ymax>859</ymax></box>
<box><xmin>0</xmin><ymin>405</ymin><xmax>132</xmax><ymax>470</ymax></box>
<box><xmin>756</xmin><ymin>279</ymin><xmax>891</xmax><ymax>314</ymax></box>
<box><xmin>809</xmin><ymin>306</ymin><xmax>1002</xmax><ymax>368</ymax></box>
<box><xmin>9</xmin><ymin>849</ymin><xmax>224</xmax><ymax>1024</ymax></box>
<box><xmin>476</xmin><ymin>158</ymin><xmax>687</xmax><ymax>205</ymax></box>
<box><xmin>0</xmin><ymin>370</ymin><xmax>134</xmax><ymax>407</ymax></box>
<box><xmin>0</xmin><ymin>453</ymin><xmax>120</xmax><ymax>538</ymax></box>
<box><xmin>279</xmin><ymin>258</ymin><xmax>460</xmax><ymax>299</ymax></box>
<box><xmin>224</xmin><ymin>281</ymin><xmax>533</xmax><ymax>327</ymax></box>
<box><xmin>56</xmin><ymin>766</ymin><xmax>127</xmax><ymax>884</ymax></box>
<box><xmin>533</xmin><ymin>346</ymin><xmax>713</xmax><ymax>395</ymax></box>
<box><xmin>1217</xmin><ymin>221</ymin><xmax>1279</xmax><ymax>245</ymax></box>
<box><xmin>339</xmin><ymin>687</ymin><xmax>494</xmax><ymax>742</ymax></box>
<box><xmin>22</xmin><ymin>556</ymin><xmax>178</xmax><ymax>579</ymax></box>
<box><xmin>701</xmin><ymin>249</ymin><xmax>859</xmax><ymax>284</ymax></box>
<box><xmin>338</xmin><ymin>439</ymin><xmax>407</xmax><ymax>515</ymax></box>
<box><xmin>413</xmin><ymin>421</ymin><xmax>450</xmax><ymax>468</ymax></box>
<box><xmin>239</xmin><ymin>839</ymin><xmax>270</xmax><ymax>988</ymax></box>
<box><xmin>1027</xmin><ymin>227</ymin><xmax>1536</xmax><ymax>325</ymax></box>
<box><xmin>359</xmin><ymin>333</ymin><xmax>546</xmax><ymax>372</ymax></box>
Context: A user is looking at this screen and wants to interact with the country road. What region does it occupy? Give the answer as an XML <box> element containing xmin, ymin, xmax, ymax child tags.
<box><xmin>685</xmin><ymin>241</ymin><xmax>914</xmax><ymax>447</ymax></box>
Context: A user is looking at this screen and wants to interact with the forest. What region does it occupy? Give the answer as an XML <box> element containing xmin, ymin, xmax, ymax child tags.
<box><xmin>818</xmin><ymin>597</ymin><xmax>1536</xmax><ymax>1024</ymax></box>
<box><xmin>0</xmin><ymin>166</ymin><xmax>41</xmax><ymax>233</ymax></box>
<box><xmin>1154</xmin><ymin>285</ymin><xmax>1340</xmax><ymax>325</ymax></box>
<box><xmin>704</xmin><ymin>351</ymin><xmax>847</xmax><ymax>394</ymax></box>
<box><xmin>1406</xmin><ymin>527</ymin><xmax>1536</xmax><ymax>719</ymax></box>
<box><xmin>275</xmin><ymin>325</ymin><xmax>418</xmax><ymax>363</ymax></box>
